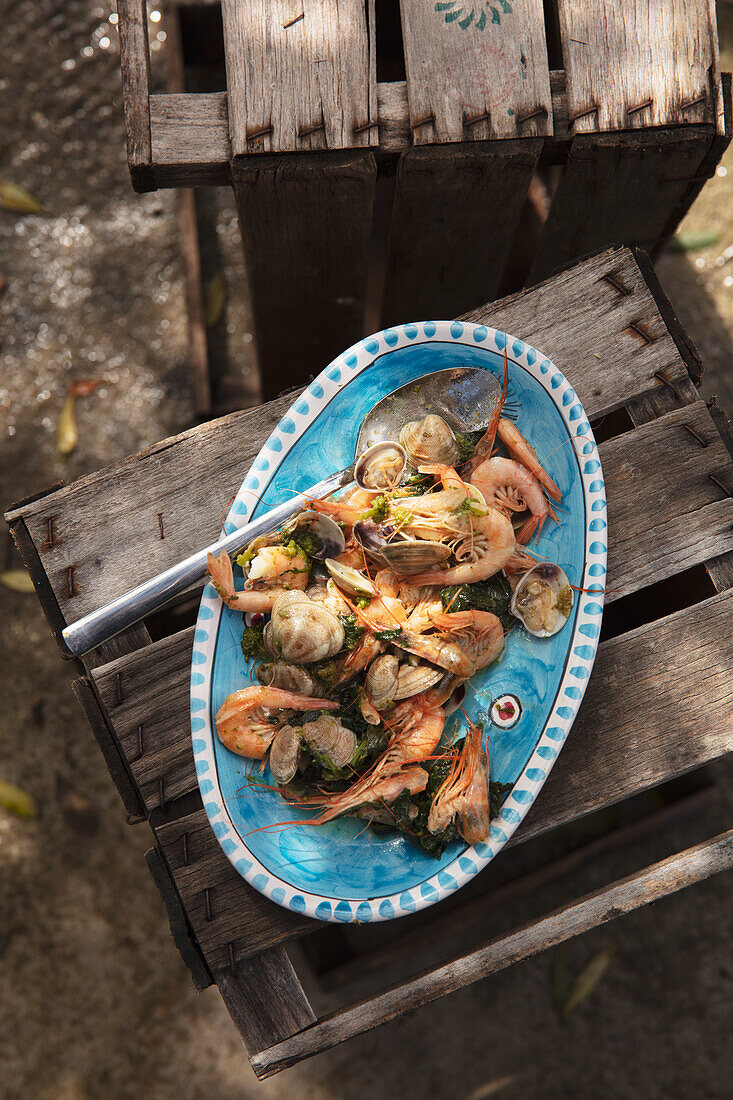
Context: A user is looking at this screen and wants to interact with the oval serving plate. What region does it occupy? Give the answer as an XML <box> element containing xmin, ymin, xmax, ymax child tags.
<box><xmin>190</xmin><ymin>323</ymin><xmax>606</xmax><ymax>923</ymax></box>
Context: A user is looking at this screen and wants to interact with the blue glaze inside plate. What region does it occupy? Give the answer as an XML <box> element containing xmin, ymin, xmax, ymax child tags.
<box><xmin>210</xmin><ymin>342</ymin><xmax>584</xmax><ymax>900</ymax></box>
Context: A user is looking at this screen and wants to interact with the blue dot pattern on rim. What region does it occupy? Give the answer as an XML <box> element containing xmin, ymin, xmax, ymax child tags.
<box><xmin>188</xmin><ymin>320</ymin><xmax>606</xmax><ymax>924</ymax></box>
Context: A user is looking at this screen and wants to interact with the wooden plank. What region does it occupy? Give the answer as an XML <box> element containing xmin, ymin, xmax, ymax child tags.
<box><xmin>217</xmin><ymin>949</ymin><xmax>317</xmax><ymax>1055</ymax></box>
<box><xmin>556</xmin><ymin>0</ymin><xmax>723</xmax><ymax>134</ymax></box>
<box><xmin>381</xmin><ymin>140</ymin><xmax>541</xmax><ymax>324</ymax></box>
<box><xmin>150</xmin><ymin>93</ymin><xmax>232</xmax><ymax>187</ymax></box>
<box><xmin>145</xmin><ymin>846</ymin><xmax>213</xmax><ymax>990</ymax></box>
<box><xmin>5</xmin><ymin>248</ymin><xmax>702</xmax><ymax>627</ymax></box>
<box><xmin>529</xmin><ymin>128</ymin><xmax>718</xmax><ymax>284</ymax></box>
<box><xmin>232</xmin><ymin>151</ymin><xmax>377</xmax><ymax>397</ymax></box>
<box><xmin>601</xmin><ymin>401</ymin><xmax>733</xmax><ymax>600</ymax></box>
<box><xmin>72</xmin><ymin>677</ymin><xmax>146</xmax><ymax>820</ymax></box>
<box><xmin>146</xmin><ymin>72</ymin><xmax>583</xmax><ymax>188</ymax></box>
<box><xmin>398</xmin><ymin>0</ymin><xmax>552</xmax><ymax>144</ymax></box>
<box><xmin>154</xmin><ymin>807</ymin><xmax>315</xmax><ymax>967</ymax></box>
<box><xmin>220</xmin><ymin>0</ymin><xmax>375</xmax><ymax>157</ymax></box>
<box><xmin>117</xmin><ymin>0</ymin><xmax>155</xmax><ymax>191</ymax></box>
<box><xmin>250</xmin><ymin>829</ymin><xmax>733</xmax><ymax>1076</ymax></box>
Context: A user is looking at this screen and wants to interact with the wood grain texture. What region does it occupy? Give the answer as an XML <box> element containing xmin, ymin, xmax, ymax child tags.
<box><xmin>221</xmin><ymin>0</ymin><xmax>375</xmax><ymax>156</ymax></box>
<box><xmin>5</xmin><ymin>249</ymin><xmax>704</xmax><ymax>630</ymax></box>
<box><xmin>528</xmin><ymin>128</ymin><xmax>717</xmax><ymax>283</ymax></box>
<box><xmin>398</xmin><ymin>0</ymin><xmax>552</xmax><ymax>143</ymax></box>
<box><xmin>117</xmin><ymin>0</ymin><xmax>155</xmax><ymax>191</ymax></box>
<box><xmin>556</xmin><ymin>0</ymin><xmax>722</xmax><ymax>134</ymax></box>
<box><xmin>217</xmin><ymin>949</ymin><xmax>316</xmax><ymax>1055</ymax></box>
<box><xmin>232</xmin><ymin>151</ymin><xmax>376</xmax><ymax>397</ymax></box>
<box><xmin>381</xmin><ymin>140</ymin><xmax>541</xmax><ymax>324</ymax></box>
<box><xmin>154</xmin><ymin>807</ymin><xmax>314</xmax><ymax>967</ymax></box>
<box><xmin>150</xmin><ymin>93</ymin><xmax>232</xmax><ymax>187</ymax></box>
<box><xmin>250</xmin><ymin>829</ymin><xmax>733</xmax><ymax>1075</ymax></box>
<box><xmin>601</xmin><ymin>401</ymin><xmax>733</xmax><ymax>600</ymax></box>
<box><xmin>145</xmin><ymin>73</ymin><xmax>572</xmax><ymax>188</ymax></box>
<box><xmin>145</xmin><ymin>846</ymin><xmax>213</xmax><ymax>990</ymax></box>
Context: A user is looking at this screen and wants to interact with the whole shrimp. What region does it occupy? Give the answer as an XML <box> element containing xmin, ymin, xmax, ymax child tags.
<box><xmin>383</xmin><ymin>688</ymin><xmax>447</xmax><ymax>766</ymax></box>
<box><xmin>215</xmin><ymin>686</ymin><xmax>337</xmax><ymax>758</ymax></box>
<box><xmin>207</xmin><ymin>546</ymin><xmax>309</xmax><ymax>613</ymax></box>
<box><xmin>310</xmin><ymin>485</ymin><xmax>374</xmax><ymax>527</ymax></box>
<box><xmin>470</xmin><ymin>457</ymin><xmax>557</xmax><ymax>544</ymax></box>
<box><xmin>497</xmin><ymin>419</ymin><xmax>561</xmax><ymax>502</ymax></box>
<box><xmin>428</xmin><ymin>720</ymin><xmax>491</xmax><ymax>845</ymax></box>
<box><xmin>395</xmin><ymin>610</ymin><xmax>503</xmax><ymax>678</ymax></box>
<box><xmin>409</xmin><ymin>507</ymin><xmax>515</xmax><ymax>586</ymax></box>
<box><xmin>286</xmin><ymin>764</ymin><xmax>429</xmax><ymax>825</ymax></box>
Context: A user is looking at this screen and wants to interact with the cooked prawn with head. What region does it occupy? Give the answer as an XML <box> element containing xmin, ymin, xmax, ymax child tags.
<box><xmin>395</xmin><ymin>609</ymin><xmax>503</xmax><ymax>678</ymax></box>
<box><xmin>215</xmin><ymin>686</ymin><xmax>337</xmax><ymax>758</ymax></box>
<box><xmin>207</xmin><ymin>545</ymin><xmax>309</xmax><ymax>613</ymax></box>
<box><xmin>428</xmin><ymin>720</ymin><xmax>491</xmax><ymax>844</ymax></box>
<box><xmin>470</xmin><ymin>456</ymin><xmax>558</xmax><ymax>544</ymax></box>
<box><xmin>497</xmin><ymin>419</ymin><xmax>561</xmax><ymax>502</ymax></box>
<box><xmin>287</xmin><ymin>764</ymin><xmax>429</xmax><ymax>825</ymax></box>
<box><xmin>409</xmin><ymin>507</ymin><xmax>515</xmax><ymax>586</ymax></box>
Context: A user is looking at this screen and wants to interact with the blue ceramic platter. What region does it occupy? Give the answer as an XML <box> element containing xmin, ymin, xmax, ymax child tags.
<box><xmin>190</xmin><ymin>322</ymin><xmax>607</xmax><ymax>923</ymax></box>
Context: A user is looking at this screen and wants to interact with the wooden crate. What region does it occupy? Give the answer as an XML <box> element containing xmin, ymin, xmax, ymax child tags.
<box><xmin>7</xmin><ymin>247</ymin><xmax>733</xmax><ymax>1076</ymax></box>
<box><xmin>117</xmin><ymin>0</ymin><xmax>731</xmax><ymax>398</ymax></box>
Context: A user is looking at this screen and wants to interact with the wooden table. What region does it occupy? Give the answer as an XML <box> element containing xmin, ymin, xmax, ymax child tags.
<box><xmin>7</xmin><ymin>247</ymin><xmax>733</xmax><ymax>1077</ymax></box>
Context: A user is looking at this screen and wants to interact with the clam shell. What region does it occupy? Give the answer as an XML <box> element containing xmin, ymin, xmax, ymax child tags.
<box><xmin>269</xmin><ymin>725</ymin><xmax>301</xmax><ymax>785</ymax></box>
<box><xmin>354</xmin><ymin>440</ymin><xmax>407</xmax><ymax>492</ymax></box>
<box><xmin>393</xmin><ymin>664</ymin><xmax>444</xmax><ymax>700</ymax></box>
<box><xmin>510</xmin><ymin>562</ymin><xmax>573</xmax><ymax>637</ymax></box>
<box><xmin>256</xmin><ymin>661</ymin><xmax>324</xmax><ymax>697</ymax></box>
<box><xmin>365</xmin><ymin>654</ymin><xmax>400</xmax><ymax>710</ymax></box>
<box><xmin>301</xmin><ymin>715</ymin><xmax>357</xmax><ymax>767</ymax></box>
<box><xmin>380</xmin><ymin>538</ymin><xmax>451</xmax><ymax>576</ymax></box>
<box><xmin>281</xmin><ymin>509</ymin><xmax>345</xmax><ymax>560</ymax></box>
<box><xmin>270</xmin><ymin>592</ymin><xmax>345</xmax><ymax>663</ymax></box>
<box><xmin>325</xmin><ymin>558</ymin><xmax>377</xmax><ymax>598</ymax></box>
<box><xmin>399</xmin><ymin>414</ymin><xmax>460</xmax><ymax>468</ymax></box>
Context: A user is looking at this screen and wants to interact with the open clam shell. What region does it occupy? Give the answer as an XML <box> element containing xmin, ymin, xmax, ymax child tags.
<box><xmin>354</xmin><ymin>440</ymin><xmax>407</xmax><ymax>492</ymax></box>
<box><xmin>509</xmin><ymin>562</ymin><xmax>573</xmax><ymax>637</ymax></box>
<box><xmin>325</xmin><ymin>558</ymin><xmax>378</xmax><ymax>598</ymax></box>
<box><xmin>280</xmin><ymin>509</ymin><xmax>345</xmax><ymax>560</ymax></box>
<box><xmin>380</xmin><ymin>538</ymin><xmax>451</xmax><ymax>576</ymax></box>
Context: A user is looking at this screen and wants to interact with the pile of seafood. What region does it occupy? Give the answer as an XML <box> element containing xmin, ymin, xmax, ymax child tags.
<box><xmin>207</xmin><ymin>379</ymin><xmax>572</xmax><ymax>855</ymax></box>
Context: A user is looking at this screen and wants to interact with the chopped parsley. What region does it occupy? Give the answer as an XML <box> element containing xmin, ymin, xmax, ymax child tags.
<box><xmin>441</xmin><ymin>576</ymin><xmax>513</xmax><ymax>629</ymax></box>
<box><xmin>404</xmin><ymin>471</ymin><xmax>433</xmax><ymax>494</ymax></box>
<box><xmin>240</xmin><ymin>621</ymin><xmax>269</xmax><ymax>662</ymax></box>
<box><xmin>338</xmin><ymin>612</ymin><xmax>365</xmax><ymax>651</ymax></box>
<box><xmin>282</xmin><ymin>528</ymin><xmax>323</xmax><ymax>559</ymax></box>
<box><xmin>361</xmin><ymin>494</ymin><xmax>390</xmax><ymax>522</ymax></box>
<box><xmin>455</xmin><ymin>429</ymin><xmax>483</xmax><ymax>464</ymax></box>
<box><xmin>374</xmin><ymin>627</ymin><xmax>405</xmax><ymax>642</ymax></box>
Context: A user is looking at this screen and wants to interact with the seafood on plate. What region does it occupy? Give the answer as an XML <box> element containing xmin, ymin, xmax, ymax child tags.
<box><xmin>206</xmin><ymin>388</ymin><xmax>572</xmax><ymax>855</ymax></box>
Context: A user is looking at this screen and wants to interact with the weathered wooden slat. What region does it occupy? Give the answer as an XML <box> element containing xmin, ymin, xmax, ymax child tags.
<box><xmin>232</xmin><ymin>150</ymin><xmax>377</xmax><ymax>398</ymax></box>
<box><xmin>117</xmin><ymin>0</ymin><xmax>155</xmax><ymax>191</ymax></box>
<box><xmin>217</xmin><ymin>948</ymin><xmax>317</xmax><ymax>1055</ymax></box>
<box><xmin>381</xmin><ymin>140</ymin><xmax>541</xmax><ymax>324</ymax></box>
<box><xmin>601</xmin><ymin>401</ymin><xmax>733</xmax><ymax>600</ymax></box>
<box><xmin>529</xmin><ymin>128</ymin><xmax>718</xmax><ymax>284</ymax></box>
<box><xmin>398</xmin><ymin>0</ymin><xmax>552</xmax><ymax>144</ymax></box>
<box><xmin>145</xmin><ymin>846</ymin><xmax>213</xmax><ymax>990</ymax></box>
<box><xmin>154</xmin><ymin>807</ymin><xmax>314</xmax><ymax>967</ymax></box>
<box><xmin>556</xmin><ymin>0</ymin><xmax>723</xmax><ymax>134</ymax></box>
<box><xmin>250</xmin><ymin>829</ymin><xmax>733</xmax><ymax>1076</ymax></box>
<box><xmin>72</xmin><ymin>677</ymin><xmax>146</xmax><ymax>820</ymax></box>
<box><xmin>6</xmin><ymin>249</ymin><xmax>697</xmax><ymax>629</ymax></box>
<box><xmin>221</xmin><ymin>0</ymin><xmax>375</xmax><ymax>157</ymax></box>
<box><xmin>146</xmin><ymin>72</ymin><xmax>576</xmax><ymax>189</ymax></box>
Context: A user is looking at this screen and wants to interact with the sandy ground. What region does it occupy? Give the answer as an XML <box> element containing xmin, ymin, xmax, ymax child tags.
<box><xmin>2</xmin><ymin>3</ymin><xmax>733</xmax><ymax>1098</ymax></box>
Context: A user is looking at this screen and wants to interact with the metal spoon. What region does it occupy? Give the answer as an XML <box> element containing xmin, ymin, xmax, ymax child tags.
<box><xmin>62</xmin><ymin>367</ymin><xmax>500</xmax><ymax>655</ymax></box>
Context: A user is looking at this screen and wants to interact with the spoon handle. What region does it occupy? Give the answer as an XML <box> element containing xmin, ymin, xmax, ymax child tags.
<box><xmin>61</xmin><ymin>467</ymin><xmax>350</xmax><ymax>657</ymax></box>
